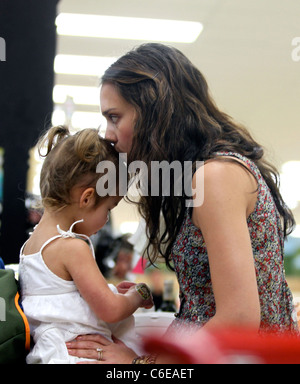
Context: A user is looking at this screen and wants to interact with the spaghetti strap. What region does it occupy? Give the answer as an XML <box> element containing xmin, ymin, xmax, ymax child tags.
<box><xmin>214</xmin><ymin>151</ymin><xmax>262</xmax><ymax>188</ymax></box>
<box><xmin>56</xmin><ymin>219</ymin><xmax>84</xmax><ymax>239</ymax></box>
<box><xmin>53</xmin><ymin>219</ymin><xmax>95</xmax><ymax>259</ymax></box>
<box><xmin>39</xmin><ymin>235</ymin><xmax>65</xmax><ymax>255</ymax></box>
<box><xmin>20</xmin><ymin>239</ymin><xmax>30</xmax><ymax>256</ymax></box>
<box><xmin>21</xmin><ymin>219</ymin><xmax>95</xmax><ymax>259</ymax></box>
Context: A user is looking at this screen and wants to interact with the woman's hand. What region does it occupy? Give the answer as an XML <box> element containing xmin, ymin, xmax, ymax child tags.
<box><xmin>67</xmin><ymin>334</ymin><xmax>138</xmax><ymax>364</ymax></box>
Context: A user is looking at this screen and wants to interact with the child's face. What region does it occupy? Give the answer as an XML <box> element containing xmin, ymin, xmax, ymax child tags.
<box><xmin>79</xmin><ymin>195</ymin><xmax>122</xmax><ymax>236</ymax></box>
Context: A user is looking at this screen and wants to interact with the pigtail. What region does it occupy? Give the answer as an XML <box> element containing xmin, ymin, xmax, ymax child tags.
<box><xmin>38</xmin><ymin>125</ymin><xmax>70</xmax><ymax>157</ymax></box>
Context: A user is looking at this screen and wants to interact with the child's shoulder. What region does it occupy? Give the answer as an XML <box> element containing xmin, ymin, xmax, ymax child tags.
<box><xmin>44</xmin><ymin>236</ymin><xmax>92</xmax><ymax>259</ymax></box>
<box><xmin>56</xmin><ymin>236</ymin><xmax>91</xmax><ymax>251</ymax></box>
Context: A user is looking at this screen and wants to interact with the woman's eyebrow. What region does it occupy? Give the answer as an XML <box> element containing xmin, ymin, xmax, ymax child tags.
<box><xmin>102</xmin><ymin>108</ymin><xmax>118</xmax><ymax>116</ymax></box>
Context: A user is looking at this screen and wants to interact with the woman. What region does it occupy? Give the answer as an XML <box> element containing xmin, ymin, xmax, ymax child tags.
<box><xmin>67</xmin><ymin>43</ymin><xmax>298</xmax><ymax>364</ymax></box>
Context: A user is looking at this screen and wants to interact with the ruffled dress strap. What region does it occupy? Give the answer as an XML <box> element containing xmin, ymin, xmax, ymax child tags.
<box><xmin>214</xmin><ymin>151</ymin><xmax>261</xmax><ymax>183</ymax></box>
<box><xmin>40</xmin><ymin>219</ymin><xmax>95</xmax><ymax>259</ymax></box>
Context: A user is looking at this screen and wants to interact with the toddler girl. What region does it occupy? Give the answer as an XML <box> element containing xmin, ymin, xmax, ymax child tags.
<box><xmin>19</xmin><ymin>126</ymin><xmax>153</xmax><ymax>364</ymax></box>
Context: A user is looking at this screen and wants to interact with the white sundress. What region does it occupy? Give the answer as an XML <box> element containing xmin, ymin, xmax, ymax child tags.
<box><xmin>19</xmin><ymin>220</ymin><xmax>142</xmax><ymax>364</ymax></box>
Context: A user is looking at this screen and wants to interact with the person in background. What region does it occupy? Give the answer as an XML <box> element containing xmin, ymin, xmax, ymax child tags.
<box><xmin>111</xmin><ymin>235</ymin><xmax>134</xmax><ymax>281</ymax></box>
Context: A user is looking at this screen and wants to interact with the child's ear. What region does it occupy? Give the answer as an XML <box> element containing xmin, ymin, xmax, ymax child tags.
<box><xmin>79</xmin><ymin>188</ymin><xmax>95</xmax><ymax>208</ymax></box>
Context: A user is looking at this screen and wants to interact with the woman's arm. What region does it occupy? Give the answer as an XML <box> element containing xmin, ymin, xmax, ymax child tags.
<box><xmin>192</xmin><ymin>159</ymin><xmax>261</xmax><ymax>330</ymax></box>
<box><xmin>60</xmin><ymin>239</ymin><xmax>153</xmax><ymax>323</ymax></box>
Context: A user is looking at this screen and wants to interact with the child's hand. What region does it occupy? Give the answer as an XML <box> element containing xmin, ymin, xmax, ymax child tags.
<box><xmin>116</xmin><ymin>281</ymin><xmax>136</xmax><ymax>294</ymax></box>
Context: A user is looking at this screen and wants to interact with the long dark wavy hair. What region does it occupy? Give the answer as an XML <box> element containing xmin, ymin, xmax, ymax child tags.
<box><xmin>102</xmin><ymin>43</ymin><xmax>295</xmax><ymax>268</ymax></box>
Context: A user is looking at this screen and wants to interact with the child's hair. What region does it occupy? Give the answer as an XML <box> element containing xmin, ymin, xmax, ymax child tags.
<box><xmin>38</xmin><ymin>126</ymin><xmax>122</xmax><ymax>211</ymax></box>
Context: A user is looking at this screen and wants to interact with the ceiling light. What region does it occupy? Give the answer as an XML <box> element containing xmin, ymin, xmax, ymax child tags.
<box><xmin>52</xmin><ymin>109</ymin><xmax>106</xmax><ymax>132</ymax></box>
<box><xmin>56</xmin><ymin>13</ymin><xmax>203</xmax><ymax>43</ymax></box>
<box><xmin>53</xmin><ymin>85</ymin><xmax>100</xmax><ymax>106</ymax></box>
<box><xmin>51</xmin><ymin>109</ymin><xmax>66</xmax><ymax>126</ymax></box>
<box><xmin>54</xmin><ymin>55</ymin><xmax>118</xmax><ymax>77</ymax></box>
<box><xmin>71</xmin><ymin>111</ymin><xmax>103</xmax><ymax>130</ymax></box>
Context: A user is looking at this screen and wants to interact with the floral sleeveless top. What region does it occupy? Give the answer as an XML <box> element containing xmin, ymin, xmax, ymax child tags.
<box><xmin>170</xmin><ymin>152</ymin><xmax>298</xmax><ymax>335</ymax></box>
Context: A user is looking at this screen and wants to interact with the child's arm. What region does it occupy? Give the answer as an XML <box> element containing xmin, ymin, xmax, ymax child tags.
<box><xmin>60</xmin><ymin>239</ymin><xmax>153</xmax><ymax>323</ymax></box>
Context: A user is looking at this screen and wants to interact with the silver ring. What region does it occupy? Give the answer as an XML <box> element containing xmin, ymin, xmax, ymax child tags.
<box><xmin>96</xmin><ymin>348</ymin><xmax>103</xmax><ymax>361</ymax></box>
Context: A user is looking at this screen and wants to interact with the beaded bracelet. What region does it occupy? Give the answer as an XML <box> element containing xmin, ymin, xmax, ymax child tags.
<box><xmin>132</xmin><ymin>354</ymin><xmax>157</xmax><ymax>364</ymax></box>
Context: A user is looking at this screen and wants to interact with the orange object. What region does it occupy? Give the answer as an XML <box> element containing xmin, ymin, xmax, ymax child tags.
<box><xmin>15</xmin><ymin>292</ymin><xmax>31</xmax><ymax>351</ymax></box>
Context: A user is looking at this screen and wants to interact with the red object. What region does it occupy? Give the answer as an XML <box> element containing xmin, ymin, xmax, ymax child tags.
<box><xmin>143</xmin><ymin>327</ymin><xmax>300</xmax><ymax>364</ymax></box>
<box><xmin>132</xmin><ymin>256</ymin><xmax>146</xmax><ymax>274</ymax></box>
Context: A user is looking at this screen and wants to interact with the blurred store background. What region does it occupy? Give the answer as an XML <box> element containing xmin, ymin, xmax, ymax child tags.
<box><xmin>0</xmin><ymin>0</ymin><xmax>300</xmax><ymax>300</ymax></box>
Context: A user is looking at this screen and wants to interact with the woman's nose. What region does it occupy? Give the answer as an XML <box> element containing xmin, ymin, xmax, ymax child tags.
<box><xmin>105</xmin><ymin>126</ymin><xmax>117</xmax><ymax>143</ymax></box>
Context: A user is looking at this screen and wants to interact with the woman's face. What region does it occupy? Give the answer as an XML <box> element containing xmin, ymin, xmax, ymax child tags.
<box><xmin>100</xmin><ymin>83</ymin><xmax>136</xmax><ymax>154</ymax></box>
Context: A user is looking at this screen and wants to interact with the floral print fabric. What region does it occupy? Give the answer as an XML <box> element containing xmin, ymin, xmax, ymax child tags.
<box><xmin>170</xmin><ymin>152</ymin><xmax>298</xmax><ymax>335</ymax></box>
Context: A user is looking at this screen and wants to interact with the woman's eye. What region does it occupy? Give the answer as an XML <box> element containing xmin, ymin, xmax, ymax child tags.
<box><xmin>110</xmin><ymin>115</ymin><xmax>118</xmax><ymax>124</ymax></box>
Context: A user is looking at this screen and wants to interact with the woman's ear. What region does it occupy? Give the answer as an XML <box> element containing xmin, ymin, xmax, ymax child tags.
<box><xmin>79</xmin><ymin>188</ymin><xmax>96</xmax><ymax>208</ymax></box>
